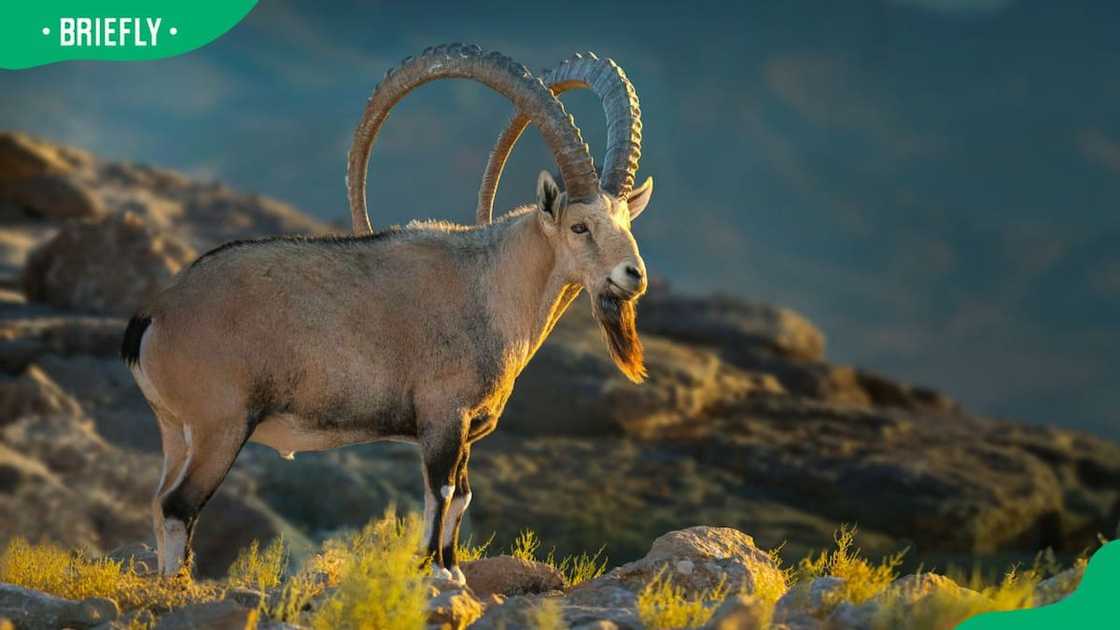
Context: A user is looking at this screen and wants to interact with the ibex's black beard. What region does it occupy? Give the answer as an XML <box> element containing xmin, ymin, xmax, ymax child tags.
<box><xmin>593</xmin><ymin>293</ymin><xmax>646</xmax><ymax>383</ymax></box>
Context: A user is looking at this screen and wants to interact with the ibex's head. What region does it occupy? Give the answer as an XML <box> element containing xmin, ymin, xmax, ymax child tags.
<box><xmin>531</xmin><ymin>171</ymin><xmax>652</xmax><ymax>381</ymax></box>
<box><xmin>348</xmin><ymin>46</ymin><xmax>652</xmax><ymax>381</ymax></box>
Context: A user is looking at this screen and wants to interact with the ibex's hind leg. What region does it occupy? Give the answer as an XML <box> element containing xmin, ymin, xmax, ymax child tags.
<box><xmin>152</xmin><ymin>414</ymin><xmax>189</xmax><ymax>575</ymax></box>
<box><xmin>157</xmin><ymin>419</ymin><xmax>250</xmax><ymax>576</ymax></box>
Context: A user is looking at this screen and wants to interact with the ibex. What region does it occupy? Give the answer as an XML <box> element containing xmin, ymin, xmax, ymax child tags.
<box><xmin>122</xmin><ymin>44</ymin><xmax>653</xmax><ymax>582</ymax></box>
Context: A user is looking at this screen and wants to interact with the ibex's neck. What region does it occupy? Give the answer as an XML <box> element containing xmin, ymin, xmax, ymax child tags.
<box><xmin>483</xmin><ymin>210</ymin><xmax>581</xmax><ymax>369</ymax></box>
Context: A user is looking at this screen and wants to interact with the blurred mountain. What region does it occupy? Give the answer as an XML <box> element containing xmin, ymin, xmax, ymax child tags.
<box><xmin>1</xmin><ymin>132</ymin><xmax>1116</xmax><ymax>577</ymax></box>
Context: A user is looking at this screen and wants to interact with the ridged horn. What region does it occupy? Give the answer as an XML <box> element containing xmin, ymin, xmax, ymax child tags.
<box><xmin>347</xmin><ymin>44</ymin><xmax>599</xmax><ymax>234</ymax></box>
<box><xmin>476</xmin><ymin>52</ymin><xmax>642</xmax><ymax>224</ymax></box>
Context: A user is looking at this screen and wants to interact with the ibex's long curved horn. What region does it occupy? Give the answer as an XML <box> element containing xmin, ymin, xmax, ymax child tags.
<box><xmin>476</xmin><ymin>52</ymin><xmax>642</xmax><ymax>224</ymax></box>
<box><xmin>348</xmin><ymin>44</ymin><xmax>599</xmax><ymax>234</ymax></box>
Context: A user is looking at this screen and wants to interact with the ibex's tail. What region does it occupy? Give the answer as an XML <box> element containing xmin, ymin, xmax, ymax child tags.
<box><xmin>121</xmin><ymin>314</ymin><xmax>152</xmax><ymax>367</ymax></box>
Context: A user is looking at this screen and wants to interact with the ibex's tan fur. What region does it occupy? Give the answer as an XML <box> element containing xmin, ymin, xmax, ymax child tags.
<box><xmin>128</xmin><ymin>179</ymin><xmax>652</xmax><ymax>578</ymax></box>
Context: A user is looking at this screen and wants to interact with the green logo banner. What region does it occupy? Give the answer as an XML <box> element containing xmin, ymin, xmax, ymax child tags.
<box><xmin>957</xmin><ymin>541</ymin><xmax>1120</xmax><ymax>629</ymax></box>
<box><xmin>0</xmin><ymin>1</ymin><xmax>258</xmax><ymax>69</ymax></box>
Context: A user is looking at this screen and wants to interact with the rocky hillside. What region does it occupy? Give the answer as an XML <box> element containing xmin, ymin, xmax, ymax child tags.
<box><xmin>1</xmin><ymin>130</ymin><xmax>1118</xmax><ymax>585</ymax></box>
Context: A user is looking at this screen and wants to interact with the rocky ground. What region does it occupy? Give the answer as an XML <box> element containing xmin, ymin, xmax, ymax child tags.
<box><xmin>0</xmin><ymin>131</ymin><xmax>1117</xmax><ymax>627</ymax></box>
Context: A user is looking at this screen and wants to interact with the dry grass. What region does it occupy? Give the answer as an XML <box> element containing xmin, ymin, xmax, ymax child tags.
<box><xmin>797</xmin><ymin>525</ymin><xmax>906</xmax><ymax>604</ymax></box>
<box><xmin>309</xmin><ymin>509</ymin><xmax>429</xmax><ymax>630</ymax></box>
<box><xmin>636</xmin><ymin>567</ymin><xmax>729</xmax><ymax>629</ymax></box>
<box><xmin>0</xmin><ymin>537</ymin><xmax>220</xmax><ymax>612</ymax></box>
<box><xmin>227</xmin><ymin>536</ymin><xmax>287</xmax><ymax>592</ymax></box>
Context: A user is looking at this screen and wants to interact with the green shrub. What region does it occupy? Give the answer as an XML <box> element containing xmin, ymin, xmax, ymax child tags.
<box><xmin>310</xmin><ymin>509</ymin><xmax>429</xmax><ymax>630</ymax></box>
<box><xmin>636</xmin><ymin>567</ymin><xmax>728</xmax><ymax>629</ymax></box>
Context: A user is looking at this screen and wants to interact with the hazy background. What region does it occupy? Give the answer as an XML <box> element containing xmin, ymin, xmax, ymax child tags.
<box><xmin>2</xmin><ymin>0</ymin><xmax>1117</xmax><ymax>440</ymax></box>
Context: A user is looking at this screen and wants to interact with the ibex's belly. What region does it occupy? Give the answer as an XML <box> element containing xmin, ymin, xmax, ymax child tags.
<box><xmin>249</xmin><ymin>412</ymin><xmax>416</xmax><ymax>459</ymax></box>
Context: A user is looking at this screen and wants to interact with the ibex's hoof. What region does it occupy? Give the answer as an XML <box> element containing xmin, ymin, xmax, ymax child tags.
<box><xmin>431</xmin><ymin>565</ymin><xmax>454</xmax><ymax>581</ymax></box>
<box><xmin>449</xmin><ymin>565</ymin><xmax>466</xmax><ymax>585</ymax></box>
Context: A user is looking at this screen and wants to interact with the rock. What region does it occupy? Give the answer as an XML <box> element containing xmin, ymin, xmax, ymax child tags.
<box><xmin>1033</xmin><ymin>564</ymin><xmax>1084</xmax><ymax>606</ymax></box>
<box><xmin>105</xmin><ymin>542</ymin><xmax>159</xmax><ymax>577</ymax></box>
<box><xmin>504</xmin><ymin>301</ymin><xmax>782</xmax><ymax>437</ymax></box>
<box><xmin>704</xmin><ymin>593</ymin><xmax>767</xmax><ymax>630</ymax></box>
<box><xmin>838</xmin><ymin>573</ymin><xmax>986</xmax><ymax>630</ymax></box>
<box><xmin>639</xmin><ymin>293</ymin><xmax>825</xmax><ymax>362</ymax></box>
<box><xmin>473</xmin><ymin>594</ymin><xmax>640</xmax><ymax>630</ymax></box>
<box><xmin>598</xmin><ymin>526</ymin><xmax>784</xmax><ymax>595</ymax></box>
<box><xmin>1</xmin><ymin>175</ymin><xmax>104</xmax><ymax>221</ymax></box>
<box><xmin>462</xmin><ymin>555</ymin><xmax>565</xmax><ymax>598</ymax></box>
<box><xmin>0</xmin><ymin>314</ymin><xmax>125</xmax><ymax>374</ymax></box>
<box><xmin>773</xmin><ymin>576</ymin><xmax>847</xmax><ymax>624</ymax></box>
<box><xmin>154</xmin><ymin>600</ymin><xmax>258</xmax><ymax>630</ymax></box>
<box><xmin>425</xmin><ymin>578</ymin><xmax>483</xmax><ymax>630</ymax></box>
<box><xmin>225</xmin><ymin>587</ymin><xmax>266</xmax><ymax>610</ymax></box>
<box><xmin>21</xmin><ymin>212</ymin><xmax>195</xmax><ymax>316</ymax></box>
<box><xmin>0</xmin><ymin>133</ymin><xmax>74</xmax><ymax>180</ymax></box>
<box><xmin>0</xmin><ymin>365</ymin><xmax>82</xmax><ymax>426</ymax></box>
<box><xmin>0</xmin><ymin>584</ymin><xmax>117</xmax><ymax>630</ymax></box>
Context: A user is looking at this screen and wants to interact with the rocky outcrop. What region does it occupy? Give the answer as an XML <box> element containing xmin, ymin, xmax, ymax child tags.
<box><xmin>1</xmin><ymin>132</ymin><xmax>1118</xmax><ymax>597</ymax></box>
<box><xmin>504</xmin><ymin>303</ymin><xmax>783</xmax><ymax>438</ymax></box>
<box><xmin>21</xmin><ymin>212</ymin><xmax>195</xmax><ymax>316</ymax></box>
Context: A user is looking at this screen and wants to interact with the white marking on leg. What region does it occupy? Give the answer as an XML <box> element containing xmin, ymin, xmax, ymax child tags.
<box><xmin>431</xmin><ymin>565</ymin><xmax>454</xmax><ymax>581</ymax></box>
<box><xmin>281</xmin><ymin>451</ymin><xmax>295</xmax><ymax>460</ymax></box>
<box><xmin>440</xmin><ymin>492</ymin><xmax>473</xmax><ymax>549</ymax></box>
<box><xmin>449</xmin><ymin>565</ymin><xmax>466</xmax><ymax>585</ymax></box>
<box><xmin>161</xmin><ymin>518</ymin><xmax>188</xmax><ymax>575</ymax></box>
<box><xmin>440</xmin><ymin>484</ymin><xmax>455</xmax><ymax>500</ymax></box>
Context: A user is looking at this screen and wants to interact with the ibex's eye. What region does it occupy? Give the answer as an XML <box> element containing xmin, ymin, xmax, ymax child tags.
<box><xmin>570</xmin><ymin>223</ymin><xmax>589</xmax><ymax>235</ymax></box>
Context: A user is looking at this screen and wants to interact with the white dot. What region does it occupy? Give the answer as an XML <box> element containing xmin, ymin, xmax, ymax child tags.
<box><xmin>42</xmin><ymin>27</ymin><xmax>50</xmax><ymax>36</ymax></box>
<box><xmin>169</xmin><ymin>27</ymin><xmax>178</xmax><ymax>36</ymax></box>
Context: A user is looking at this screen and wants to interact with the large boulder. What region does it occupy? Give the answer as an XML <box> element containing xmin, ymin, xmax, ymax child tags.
<box><xmin>462</xmin><ymin>555</ymin><xmax>565</xmax><ymax>599</ymax></box>
<box><xmin>0</xmin><ymin>584</ymin><xmax>117</xmax><ymax>630</ymax></box>
<box><xmin>21</xmin><ymin>212</ymin><xmax>195</xmax><ymax>316</ymax></box>
<box><xmin>0</xmin><ymin>133</ymin><xmax>102</xmax><ymax>222</ymax></box>
<box><xmin>574</xmin><ymin>527</ymin><xmax>784</xmax><ymax>604</ymax></box>
<box><xmin>638</xmin><ymin>293</ymin><xmax>826</xmax><ymax>362</ymax></box>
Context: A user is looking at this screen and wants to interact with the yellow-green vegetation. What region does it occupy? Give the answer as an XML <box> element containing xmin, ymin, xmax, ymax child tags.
<box><xmin>310</xmin><ymin>509</ymin><xmax>429</xmax><ymax>630</ymax></box>
<box><xmin>510</xmin><ymin>529</ymin><xmax>542</xmax><ymax>562</ymax></box>
<box><xmin>636</xmin><ymin>567</ymin><xmax>729</xmax><ymax>629</ymax></box>
<box><xmin>552</xmin><ymin>546</ymin><xmax>609</xmax><ymax>587</ymax></box>
<box><xmin>0</xmin><ymin>537</ymin><xmax>221</xmax><ymax>612</ymax></box>
<box><xmin>526</xmin><ymin>597</ymin><xmax>568</xmax><ymax>630</ymax></box>
<box><xmin>797</xmin><ymin>524</ymin><xmax>906</xmax><ymax>604</ymax></box>
<box><xmin>748</xmin><ymin>545</ymin><xmax>793</xmax><ymax>626</ymax></box>
<box><xmin>456</xmin><ymin>532</ymin><xmax>496</xmax><ymax>563</ymax></box>
<box><xmin>509</xmin><ymin>529</ymin><xmax>608</xmax><ymax>587</ymax></box>
<box><xmin>227</xmin><ymin>536</ymin><xmax>287</xmax><ymax>592</ymax></box>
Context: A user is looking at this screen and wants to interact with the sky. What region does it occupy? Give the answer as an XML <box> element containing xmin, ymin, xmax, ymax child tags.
<box><xmin>2</xmin><ymin>0</ymin><xmax>1118</xmax><ymax>440</ymax></box>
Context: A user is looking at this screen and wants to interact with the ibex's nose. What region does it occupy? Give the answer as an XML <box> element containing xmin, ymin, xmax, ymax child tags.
<box><xmin>609</xmin><ymin>261</ymin><xmax>648</xmax><ymax>297</ymax></box>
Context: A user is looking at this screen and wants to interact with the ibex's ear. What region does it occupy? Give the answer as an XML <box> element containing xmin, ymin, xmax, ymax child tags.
<box><xmin>537</xmin><ymin>170</ymin><xmax>561</xmax><ymax>221</ymax></box>
<box><xmin>627</xmin><ymin>176</ymin><xmax>653</xmax><ymax>220</ymax></box>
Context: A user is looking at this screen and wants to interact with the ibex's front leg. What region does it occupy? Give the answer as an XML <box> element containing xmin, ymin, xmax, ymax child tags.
<box><xmin>419</xmin><ymin>419</ymin><xmax>467</xmax><ymax>581</ymax></box>
<box><xmin>440</xmin><ymin>448</ymin><xmax>472</xmax><ymax>584</ymax></box>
